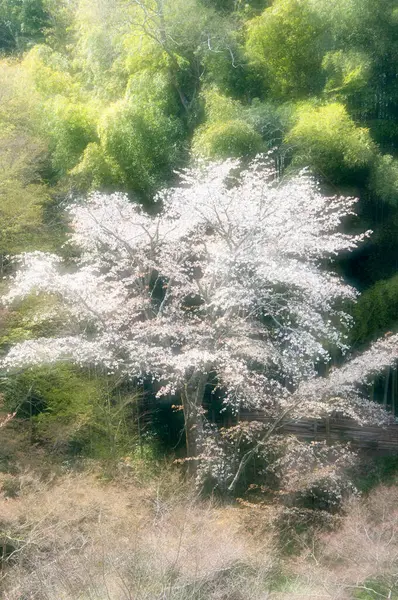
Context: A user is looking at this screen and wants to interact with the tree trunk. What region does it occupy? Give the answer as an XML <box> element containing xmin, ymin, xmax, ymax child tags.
<box><xmin>384</xmin><ymin>368</ymin><xmax>390</xmax><ymax>408</ymax></box>
<box><xmin>181</xmin><ymin>371</ymin><xmax>208</xmax><ymax>477</ymax></box>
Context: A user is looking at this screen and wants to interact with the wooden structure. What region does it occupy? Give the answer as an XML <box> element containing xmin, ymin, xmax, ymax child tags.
<box><xmin>240</xmin><ymin>411</ymin><xmax>398</xmax><ymax>454</ymax></box>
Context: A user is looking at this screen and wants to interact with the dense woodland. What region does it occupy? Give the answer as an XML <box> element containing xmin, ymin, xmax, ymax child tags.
<box><xmin>2</xmin><ymin>2</ymin><xmax>398</xmax><ymax>598</ymax></box>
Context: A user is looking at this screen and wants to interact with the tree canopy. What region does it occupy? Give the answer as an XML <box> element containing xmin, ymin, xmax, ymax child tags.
<box><xmin>3</xmin><ymin>157</ymin><xmax>398</xmax><ymax>484</ymax></box>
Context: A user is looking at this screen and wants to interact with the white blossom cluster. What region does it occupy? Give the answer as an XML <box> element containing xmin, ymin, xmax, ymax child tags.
<box><xmin>267</xmin><ymin>436</ymin><xmax>358</xmax><ymax>509</ymax></box>
<box><xmin>195</xmin><ymin>420</ymin><xmax>358</xmax><ymax>501</ymax></box>
<box><xmin>1</xmin><ymin>155</ymin><xmax>395</xmax><ymax>427</ymax></box>
<box><xmin>293</xmin><ymin>333</ymin><xmax>398</xmax><ymax>425</ymax></box>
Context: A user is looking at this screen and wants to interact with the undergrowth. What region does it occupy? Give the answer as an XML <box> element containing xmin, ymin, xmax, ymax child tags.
<box><xmin>2</xmin><ymin>415</ymin><xmax>398</xmax><ymax>599</ymax></box>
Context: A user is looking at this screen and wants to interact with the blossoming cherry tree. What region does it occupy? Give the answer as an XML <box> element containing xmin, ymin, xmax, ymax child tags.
<box><xmin>2</xmin><ymin>156</ymin><xmax>398</xmax><ymax>477</ymax></box>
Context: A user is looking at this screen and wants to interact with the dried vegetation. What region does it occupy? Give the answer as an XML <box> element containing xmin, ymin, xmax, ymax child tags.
<box><xmin>1</xmin><ymin>429</ymin><xmax>398</xmax><ymax>599</ymax></box>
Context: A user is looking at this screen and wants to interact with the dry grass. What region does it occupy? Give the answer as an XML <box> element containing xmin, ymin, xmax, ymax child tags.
<box><xmin>276</xmin><ymin>485</ymin><xmax>398</xmax><ymax>599</ymax></box>
<box><xmin>319</xmin><ymin>486</ymin><xmax>398</xmax><ymax>582</ymax></box>
<box><xmin>2</xmin><ymin>432</ymin><xmax>398</xmax><ymax>600</ymax></box>
<box><xmin>0</xmin><ymin>465</ymin><xmax>274</xmax><ymax>599</ymax></box>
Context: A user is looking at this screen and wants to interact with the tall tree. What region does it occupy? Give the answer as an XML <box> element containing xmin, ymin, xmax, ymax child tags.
<box><xmin>2</xmin><ymin>156</ymin><xmax>398</xmax><ymax>479</ymax></box>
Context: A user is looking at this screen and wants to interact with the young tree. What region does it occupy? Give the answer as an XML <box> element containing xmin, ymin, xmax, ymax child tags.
<box><xmin>2</xmin><ymin>155</ymin><xmax>398</xmax><ymax>479</ymax></box>
<box><xmin>245</xmin><ymin>0</ymin><xmax>325</xmax><ymax>99</ymax></box>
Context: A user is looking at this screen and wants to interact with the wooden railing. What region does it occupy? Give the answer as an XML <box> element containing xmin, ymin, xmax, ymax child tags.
<box><xmin>240</xmin><ymin>411</ymin><xmax>398</xmax><ymax>453</ymax></box>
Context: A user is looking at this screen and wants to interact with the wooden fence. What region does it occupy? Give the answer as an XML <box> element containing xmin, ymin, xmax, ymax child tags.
<box><xmin>240</xmin><ymin>411</ymin><xmax>398</xmax><ymax>454</ymax></box>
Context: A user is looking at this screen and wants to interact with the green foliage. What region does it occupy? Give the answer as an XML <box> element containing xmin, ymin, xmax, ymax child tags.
<box><xmin>122</xmin><ymin>29</ymin><xmax>165</xmax><ymax>78</ymax></box>
<box><xmin>41</xmin><ymin>0</ymin><xmax>76</xmax><ymax>51</ymax></box>
<box><xmin>72</xmin><ymin>0</ymin><xmax>126</xmax><ymax>98</ymax></box>
<box><xmin>20</xmin><ymin>46</ymin><xmax>99</xmax><ymax>177</ymax></box>
<box><xmin>0</xmin><ymin>58</ymin><xmax>40</xmax><ymax>128</ymax></box>
<box><xmin>0</xmin><ymin>0</ymin><xmax>49</xmax><ymax>53</ymax></box>
<box><xmin>313</xmin><ymin>0</ymin><xmax>398</xmax><ymax>53</ymax></box>
<box><xmin>245</xmin><ymin>0</ymin><xmax>325</xmax><ymax>99</ymax></box>
<box><xmin>94</xmin><ymin>73</ymin><xmax>184</xmax><ymax>196</ymax></box>
<box><xmin>368</xmin><ymin>120</ymin><xmax>398</xmax><ymax>154</ymax></box>
<box><xmin>323</xmin><ymin>50</ymin><xmax>371</xmax><ymax>97</ymax></box>
<box><xmin>351</xmin><ymin>276</ymin><xmax>398</xmax><ymax>346</ymax></box>
<box><xmin>315</xmin><ymin>0</ymin><xmax>398</xmax><ymax>142</ymax></box>
<box><xmin>353</xmin><ymin>456</ymin><xmax>398</xmax><ymax>495</ymax></box>
<box><xmin>0</xmin><ymin>295</ymin><xmax>67</xmax><ymax>347</ymax></box>
<box><xmin>0</xmin><ymin>177</ymin><xmax>51</xmax><ymax>257</ymax></box>
<box><xmin>0</xmin><ymin>60</ymin><xmax>58</xmax><ymax>258</ymax></box>
<box><xmin>246</xmin><ymin>99</ymin><xmax>294</xmax><ymax>147</ymax></box>
<box><xmin>119</xmin><ymin>0</ymin><xmax>227</xmax><ymax>108</ymax></box>
<box><xmin>193</xmin><ymin>119</ymin><xmax>263</xmax><ymax>159</ymax></box>
<box><xmin>0</xmin><ymin>129</ymin><xmax>49</xmax><ymax>259</ymax></box>
<box><xmin>20</xmin><ymin>34</ymin><xmax>187</xmax><ymax>196</ymax></box>
<box><xmin>44</xmin><ymin>96</ymin><xmax>97</xmax><ymax>176</ymax></box>
<box><xmin>2</xmin><ymin>365</ymin><xmax>96</xmax><ymax>419</ymax></box>
<box><xmin>369</xmin><ymin>154</ymin><xmax>398</xmax><ymax>205</ymax></box>
<box><xmin>200</xmin><ymin>0</ymin><xmax>239</xmax><ymax>11</ymax></box>
<box><xmin>286</xmin><ymin>102</ymin><xmax>376</xmax><ymax>182</ymax></box>
<box><xmin>200</xmin><ymin>0</ymin><xmax>269</xmax><ymax>13</ymax></box>
<box><xmin>199</xmin><ymin>87</ymin><xmax>241</xmax><ymax>122</ymax></box>
<box><xmin>203</xmin><ymin>46</ymin><xmax>262</xmax><ymax>101</ymax></box>
<box><xmin>2</xmin><ymin>365</ymin><xmax>141</xmax><ymax>459</ymax></box>
<box><xmin>22</xmin><ymin>44</ymin><xmax>78</xmax><ymax>97</ymax></box>
<box><xmin>70</xmin><ymin>142</ymin><xmax>122</xmax><ymax>191</ymax></box>
<box><xmin>193</xmin><ymin>88</ymin><xmax>263</xmax><ymax>158</ymax></box>
<box><xmin>98</xmin><ymin>101</ymin><xmax>182</xmax><ymax>196</ymax></box>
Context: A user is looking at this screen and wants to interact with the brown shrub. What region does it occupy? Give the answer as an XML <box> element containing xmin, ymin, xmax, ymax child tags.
<box><xmin>0</xmin><ymin>467</ymin><xmax>275</xmax><ymax>599</ymax></box>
